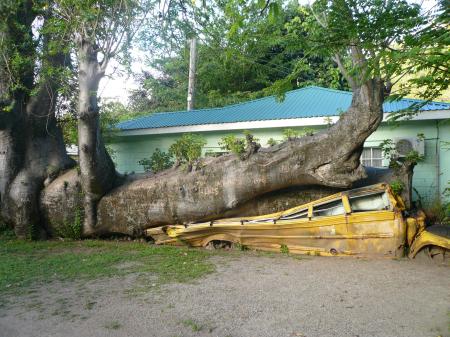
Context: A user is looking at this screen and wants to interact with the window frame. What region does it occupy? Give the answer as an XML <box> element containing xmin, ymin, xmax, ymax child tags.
<box><xmin>347</xmin><ymin>190</ymin><xmax>392</xmax><ymax>213</ymax></box>
<box><xmin>311</xmin><ymin>197</ymin><xmax>346</xmax><ymax>218</ymax></box>
<box><xmin>361</xmin><ymin>147</ymin><xmax>384</xmax><ymax>168</ymax></box>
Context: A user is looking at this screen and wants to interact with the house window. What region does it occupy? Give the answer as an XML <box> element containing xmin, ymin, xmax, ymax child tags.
<box><xmin>361</xmin><ymin>147</ymin><xmax>383</xmax><ymax>168</ymax></box>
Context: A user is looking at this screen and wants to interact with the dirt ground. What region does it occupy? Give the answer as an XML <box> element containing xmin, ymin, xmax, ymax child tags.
<box><xmin>1</xmin><ymin>253</ymin><xmax>449</xmax><ymax>337</ymax></box>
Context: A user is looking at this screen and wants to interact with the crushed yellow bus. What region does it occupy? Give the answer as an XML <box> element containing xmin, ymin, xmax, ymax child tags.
<box><xmin>146</xmin><ymin>183</ymin><xmax>449</xmax><ymax>262</ymax></box>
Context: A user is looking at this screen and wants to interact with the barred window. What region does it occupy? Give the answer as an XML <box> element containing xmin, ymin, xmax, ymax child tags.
<box><xmin>361</xmin><ymin>147</ymin><xmax>383</xmax><ymax>168</ymax></box>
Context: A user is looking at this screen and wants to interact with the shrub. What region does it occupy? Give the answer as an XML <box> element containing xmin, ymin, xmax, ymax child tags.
<box><xmin>282</xmin><ymin>128</ymin><xmax>299</xmax><ymax>140</ymax></box>
<box><xmin>298</xmin><ymin>127</ymin><xmax>316</xmax><ymax>137</ymax></box>
<box><xmin>57</xmin><ymin>208</ymin><xmax>83</xmax><ymax>240</ymax></box>
<box><xmin>219</xmin><ymin>131</ymin><xmax>260</xmax><ymax>157</ymax></box>
<box><xmin>138</xmin><ymin>158</ymin><xmax>151</xmax><ymax>172</ymax></box>
<box><xmin>0</xmin><ymin>222</ymin><xmax>15</xmax><ymax>240</ymax></box>
<box><xmin>280</xmin><ymin>244</ymin><xmax>289</xmax><ymax>254</ymax></box>
<box><xmin>423</xmin><ymin>198</ymin><xmax>450</xmax><ymax>226</ymax></box>
<box><xmin>390</xmin><ymin>180</ymin><xmax>404</xmax><ymax>195</ymax></box>
<box><xmin>138</xmin><ymin>148</ymin><xmax>173</xmax><ymax>173</ymax></box>
<box><xmin>219</xmin><ymin>134</ymin><xmax>246</xmax><ymax>155</ymax></box>
<box><xmin>169</xmin><ymin>133</ymin><xmax>206</xmax><ymax>168</ymax></box>
<box><xmin>282</xmin><ymin>127</ymin><xmax>315</xmax><ymax>141</ymax></box>
<box><xmin>267</xmin><ymin>138</ymin><xmax>279</xmax><ymax>146</ymax></box>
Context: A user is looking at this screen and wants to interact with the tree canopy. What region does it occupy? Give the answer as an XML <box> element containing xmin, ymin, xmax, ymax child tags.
<box><xmin>126</xmin><ymin>1</ymin><xmax>349</xmax><ymax>115</ymax></box>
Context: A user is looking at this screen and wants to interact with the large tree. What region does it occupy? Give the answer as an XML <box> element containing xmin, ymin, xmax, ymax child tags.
<box><xmin>0</xmin><ymin>1</ymin><xmax>74</xmax><ymax>238</ymax></box>
<box><xmin>49</xmin><ymin>0</ymin><xmax>154</xmax><ymax>233</ymax></box>
<box><xmin>130</xmin><ymin>1</ymin><xmax>348</xmax><ymax>115</ymax></box>
<box><xmin>2</xmin><ymin>0</ymin><xmax>447</xmax><ymax>238</ymax></box>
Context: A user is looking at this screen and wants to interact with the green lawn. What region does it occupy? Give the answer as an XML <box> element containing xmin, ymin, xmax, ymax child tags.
<box><xmin>0</xmin><ymin>228</ymin><xmax>215</xmax><ymax>295</ymax></box>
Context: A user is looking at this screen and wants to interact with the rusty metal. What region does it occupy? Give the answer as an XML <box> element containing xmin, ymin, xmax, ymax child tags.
<box><xmin>146</xmin><ymin>183</ymin><xmax>450</xmax><ymax>259</ymax></box>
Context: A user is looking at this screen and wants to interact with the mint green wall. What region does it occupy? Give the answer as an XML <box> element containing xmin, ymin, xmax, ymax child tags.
<box><xmin>110</xmin><ymin>120</ymin><xmax>449</xmax><ymax>203</ymax></box>
<box><xmin>439</xmin><ymin>121</ymin><xmax>450</xmax><ymax>202</ymax></box>
<box><xmin>364</xmin><ymin>120</ymin><xmax>440</xmax><ymax>204</ymax></box>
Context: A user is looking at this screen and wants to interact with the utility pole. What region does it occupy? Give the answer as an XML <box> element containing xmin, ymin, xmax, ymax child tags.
<box><xmin>187</xmin><ymin>38</ymin><xmax>197</xmax><ymax>111</ymax></box>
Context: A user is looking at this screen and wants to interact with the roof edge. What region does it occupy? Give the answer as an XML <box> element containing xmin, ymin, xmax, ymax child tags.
<box><xmin>117</xmin><ymin>110</ymin><xmax>450</xmax><ymax>135</ymax></box>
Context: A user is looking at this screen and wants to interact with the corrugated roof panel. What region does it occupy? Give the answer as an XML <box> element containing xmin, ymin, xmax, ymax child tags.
<box><xmin>117</xmin><ymin>86</ymin><xmax>450</xmax><ymax>130</ymax></box>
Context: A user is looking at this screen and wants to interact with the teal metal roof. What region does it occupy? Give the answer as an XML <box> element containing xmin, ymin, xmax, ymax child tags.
<box><xmin>117</xmin><ymin>86</ymin><xmax>450</xmax><ymax>131</ymax></box>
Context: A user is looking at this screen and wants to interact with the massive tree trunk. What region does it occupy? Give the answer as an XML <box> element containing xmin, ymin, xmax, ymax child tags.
<box><xmin>0</xmin><ymin>5</ymin><xmax>402</xmax><ymax>239</ymax></box>
<box><xmin>0</xmin><ymin>3</ymin><xmax>75</xmax><ymax>238</ymax></box>
<box><xmin>42</xmin><ymin>79</ymin><xmax>387</xmax><ymax>236</ymax></box>
<box><xmin>2</xmin><ymin>89</ymin><xmax>74</xmax><ymax>238</ymax></box>
<box><xmin>76</xmin><ymin>40</ymin><xmax>117</xmax><ymax>235</ymax></box>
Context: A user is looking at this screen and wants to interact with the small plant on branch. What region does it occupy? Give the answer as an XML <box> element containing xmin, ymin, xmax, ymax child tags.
<box><xmin>169</xmin><ymin>134</ymin><xmax>206</xmax><ymax>171</ymax></box>
<box><xmin>138</xmin><ymin>148</ymin><xmax>173</xmax><ymax>173</ymax></box>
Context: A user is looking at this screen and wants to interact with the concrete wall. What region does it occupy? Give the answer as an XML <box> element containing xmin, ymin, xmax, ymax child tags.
<box><xmin>110</xmin><ymin>119</ymin><xmax>449</xmax><ymax>203</ymax></box>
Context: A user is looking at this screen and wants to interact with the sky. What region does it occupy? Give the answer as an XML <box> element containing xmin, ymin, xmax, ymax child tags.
<box><xmin>100</xmin><ymin>0</ymin><xmax>439</xmax><ymax>105</ymax></box>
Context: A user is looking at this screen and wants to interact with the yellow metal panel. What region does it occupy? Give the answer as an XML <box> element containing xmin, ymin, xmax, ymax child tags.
<box><xmin>342</xmin><ymin>195</ymin><xmax>351</xmax><ymax>214</ymax></box>
<box><xmin>409</xmin><ymin>230</ymin><xmax>450</xmax><ymax>257</ymax></box>
<box><xmin>145</xmin><ymin>183</ymin><xmax>446</xmax><ymax>259</ymax></box>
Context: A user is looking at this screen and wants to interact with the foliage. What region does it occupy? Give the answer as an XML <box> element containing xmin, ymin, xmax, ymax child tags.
<box><xmin>132</xmin><ymin>1</ymin><xmax>348</xmax><ymax>114</ymax></box>
<box><xmin>104</xmin><ymin>321</ymin><xmax>122</xmax><ymax>330</ymax></box>
<box><xmin>380</xmin><ymin>137</ymin><xmax>424</xmax><ymax>167</ymax></box>
<box><xmin>219</xmin><ymin>135</ymin><xmax>246</xmax><ymax>155</ymax></box>
<box><xmin>386</xmin><ymin>0</ymin><xmax>450</xmax><ymax>110</ymax></box>
<box><xmin>58</xmin><ymin>101</ymin><xmax>120</xmax><ymax>146</ymax></box>
<box><xmin>282</xmin><ymin>127</ymin><xmax>315</xmax><ymax>141</ymax></box>
<box><xmin>0</xmin><ymin>239</ymin><xmax>215</xmax><ymax>295</ymax></box>
<box><xmin>219</xmin><ymin>131</ymin><xmax>259</xmax><ymax>156</ymax></box>
<box><xmin>379</xmin><ymin>139</ymin><xmax>394</xmax><ymax>164</ymax></box>
<box><xmin>305</xmin><ymin>0</ymin><xmax>423</xmax><ymax>82</ymax></box>
<box><xmin>282</xmin><ymin>128</ymin><xmax>300</xmax><ymax>140</ymax></box>
<box><xmin>267</xmin><ymin>138</ymin><xmax>279</xmax><ymax>147</ymax></box>
<box><xmin>390</xmin><ymin>180</ymin><xmax>404</xmax><ymax>196</ymax></box>
<box><xmin>234</xmin><ymin>243</ymin><xmax>249</xmax><ymax>251</ymax></box>
<box><xmin>138</xmin><ymin>148</ymin><xmax>173</xmax><ymax>173</ymax></box>
<box><xmin>0</xmin><ymin>222</ymin><xmax>15</xmax><ymax>240</ymax></box>
<box><xmin>280</xmin><ymin>244</ymin><xmax>289</xmax><ymax>254</ymax></box>
<box><xmin>56</xmin><ymin>208</ymin><xmax>83</xmax><ymax>240</ymax></box>
<box><xmin>290</xmin><ymin>0</ymin><xmax>447</xmax><ymax>116</ymax></box>
<box><xmin>182</xmin><ymin>319</ymin><xmax>203</xmax><ymax>332</ymax></box>
<box><xmin>422</xmin><ymin>198</ymin><xmax>449</xmax><ymax>227</ymax></box>
<box><xmin>50</xmin><ymin>0</ymin><xmax>152</xmax><ymax>62</ymax></box>
<box><xmin>169</xmin><ymin>133</ymin><xmax>206</xmax><ymax>168</ymax></box>
<box><xmin>0</xmin><ymin>1</ymin><xmax>38</xmax><ymax>111</ymax></box>
<box><xmin>299</xmin><ymin>127</ymin><xmax>316</xmax><ymax>137</ymax></box>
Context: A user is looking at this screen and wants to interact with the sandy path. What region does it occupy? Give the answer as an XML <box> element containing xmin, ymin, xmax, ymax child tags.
<box><xmin>1</xmin><ymin>254</ymin><xmax>449</xmax><ymax>337</ymax></box>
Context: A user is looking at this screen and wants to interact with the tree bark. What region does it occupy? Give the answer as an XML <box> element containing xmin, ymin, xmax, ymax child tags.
<box><xmin>77</xmin><ymin>40</ymin><xmax>117</xmax><ymax>235</ymax></box>
<box><xmin>42</xmin><ymin>79</ymin><xmax>387</xmax><ymax>236</ymax></box>
<box><xmin>0</xmin><ymin>4</ymin><xmax>400</xmax><ymax>239</ymax></box>
<box><xmin>0</xmin><ymin>4</ymin><xmax>75</xmax><ymax>238</ymax></box>
<box><xmin>3</xmin><ymin>93</ymin><xmax>74</xmax><ymax>238</ymax></box>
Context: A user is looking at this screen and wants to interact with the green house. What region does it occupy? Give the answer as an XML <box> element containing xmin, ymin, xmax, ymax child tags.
<box><xmin>112</xmin><ymin>86</ymin><xmax>450</xmax><ymax>204</ymax></box>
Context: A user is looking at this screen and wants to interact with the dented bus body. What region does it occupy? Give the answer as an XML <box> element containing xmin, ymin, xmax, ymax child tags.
<box><xmin>146</xmin><ymin>184</ymin><xmax>449</xmax><ymax>261</ymax></box>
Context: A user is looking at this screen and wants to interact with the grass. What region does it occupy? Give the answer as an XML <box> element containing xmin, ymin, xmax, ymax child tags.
<box><xmin>104</xmin><ymin>320</ymin><xmax>122</xmax><ymax>330</ymax></box>
<box><xmin>182</xmin><ymin>319</ymin><xmax>203</xmax><ymax>332</ymax></box>
<box><xmin>0</xmin><ymin>234</ymin><xmax>215</xmax><ymax>296</ymax></box>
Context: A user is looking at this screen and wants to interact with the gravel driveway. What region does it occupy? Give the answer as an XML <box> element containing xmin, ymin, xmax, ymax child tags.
<box><xmin>1</xmin><ymin>253</ymin><xmax>449</xmax><ymax>337</ymax></box>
